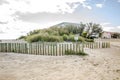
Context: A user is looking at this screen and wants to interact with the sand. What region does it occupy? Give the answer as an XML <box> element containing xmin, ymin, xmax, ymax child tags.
<box><xmin>0</xmin><ymin>43</ymin><xmax>120</xmax><ymax>80</ymax></box>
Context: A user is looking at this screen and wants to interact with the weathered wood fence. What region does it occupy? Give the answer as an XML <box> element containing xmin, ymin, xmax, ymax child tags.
<box><xmin>94</xmin><ymin>39</ymin><xmax>120</xmax><ymax>42</ymax></box>
<box><xmin>0</xmin><ymin>42</ymin><xmax>110</xmax><ymax>56</ymax></box>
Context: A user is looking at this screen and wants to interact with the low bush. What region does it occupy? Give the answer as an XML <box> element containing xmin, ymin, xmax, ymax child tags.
<box><xmin>65</xmin><ymin>50</ymin><xmax>88</xmax><ymax>56</ymax></box>
<box><xmin>85</xmin><ymin>39</ymin><xmax>94</xmax><ymax>42</ymax></box>
<box><xmin>78</xmin><ymin>36</ymin><xmax>85</xmax><ymax>42</ymax></box>
<box><xmin>62</xmin><ymin>34</ymin><xmax>69</xmax><ymax>41</ymax></box>
<box><xmin>82</xmin><ymin>32</ymin><xmax>87</xmax><ymax>38</ymax></box>
<box><xmin>26</xmin><ymin>33</ymin><xmax>64</xmax><ymax>43</ymax></box>
<box><xmin>68</xmin><ymin>34</ymin><xmax>75</xmax><ymax>41</ymax></box>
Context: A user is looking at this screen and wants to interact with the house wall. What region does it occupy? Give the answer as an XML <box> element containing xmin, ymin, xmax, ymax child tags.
<box><xmin>102</xmin><ymin>32</ymin><xmax>111</xmax><ymax>39</ymax></box>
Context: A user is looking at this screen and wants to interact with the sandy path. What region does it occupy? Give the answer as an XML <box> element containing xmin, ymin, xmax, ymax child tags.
<box><xmin>0</xmin><ymin>45</ymin><xmax>120</xmax><ymax>80</ymax></box>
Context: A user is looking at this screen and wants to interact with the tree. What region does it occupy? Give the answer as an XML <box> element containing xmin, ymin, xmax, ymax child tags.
<box><xmin>112</xmin><ymin>33</ymin><xmax>120</xmax><ymax>38</ymax></box>
<box><xmin>86</xmin><ymin>22</ymin><xmax>102</xmax><ymax>38</ymax></box>
<box><xmin>79</xmin><ymin>22</ymin><xmax>86</xmax><ymax>36</ymax></box>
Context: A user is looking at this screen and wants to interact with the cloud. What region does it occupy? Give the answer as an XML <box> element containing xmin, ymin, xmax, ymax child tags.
<box><xmin>96</xmin><ymin>4</ymin><xmax>103</xmax><ymax>8</ymax></box>
<box><xmin>0</xmin><ymin>0</ymin><xmax>93</xmax><ymax>39</ymax></box>
<box><xmin>103</xmin><ymin>26</ymin><xmax>113</xmax><ymax>31</ymax></box>
<box><xmin>0</xmin><ymin>0</ymin><xmax>93</xmax><ymax>22</ymax></box>
<box><xmin>95</xmin><ymin>0</ymin><xmax>106</xmax><ymax>8</ymax></box>
<box><xmin>82</xmin><ymin>3</ymin><xmax>92</xmax><ymax>10</ymax></box>
<box><xmin>14</xmin><ymin>11</ymin><xmax>99</xmax><ymax>24</ymax></box>
<box><xmin>101</xmin><ymin>22</ymin><xmax>111</xmax><ymax>26</ymax></box>
<box><xmin>118</xmin><ymin>26</ymin><xmax>120</xmax><ymax>28</ymax></box>
<box><xmin>0</xmin><ymin>4</ymin><xmax>15</xmax><ymax>22</ymax></box>
<box><xmin>3</xmin><ymin>0</ymin><xmax>91</xmax><ymax>14</ymax></box>
<box><xmin>101</xmin><ymin>22</ymin><xmax>120</xmax><ymax>33</ymax></box>
<box><xmin>0</xmin><ymin>21</ymin><xmax>8</xmax><ymax>24</ymax></box>
<box><xmin>101</xmin><ymin>22</ymin><xmax>113</xmax><ymax>31</ymax></box>
<box><xmin>118</xmin><ymin>0</ymin><xmax>120</xmax><ymax>2</ymax></box>
<box><xmin>0</xmin><ymin>19</ymin><xmax>62</xmax><ymax>39</ymax></box>
<box><xmin>0</xmin><ymin>0</ymin><xmax>9</xmax><ymax>5</ymax></box>
<box><xmin>0</xmin><ymin>0</ymin><xmax>92</xmax><ymax>23</ymax></box>
<box><xmin>109</xmin><ymin>26</ymin><xmax>120</xmax><ymax>33</ymax></box>
<box><xmin>0</xmin><ymin>30</ymin><xmax>4</xmax><ymax>34</ymax></box>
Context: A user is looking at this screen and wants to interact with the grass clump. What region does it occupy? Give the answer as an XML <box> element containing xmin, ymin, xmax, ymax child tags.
<box><xmin>65</xmin><ymin>50</ymin><xmax>88</xmax><ymax>56</ymax></box>
<box><xmin>85</xmin><ymin>39</ymin><xmax>94</xmax><ymax>42</ymax></box>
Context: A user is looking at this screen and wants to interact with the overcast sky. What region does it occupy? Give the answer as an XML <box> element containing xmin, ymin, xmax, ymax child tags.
<box><xmin>0</xmin><ymin>0</ymin><xmax>120</xmax><ymax>39</ymax></box>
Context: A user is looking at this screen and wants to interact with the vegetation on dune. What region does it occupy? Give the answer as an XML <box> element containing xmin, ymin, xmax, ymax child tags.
<box><xmin>26</xmin><ymin>33</ymin><xmax>63</xmax><ymax>42</ymax></box>
<box><xmin>19</xmin><ymin>22</ymin><xmax>103</xmax><ymax>42</ymax></box>
<box><xmin>65</xmin><ymin>49</ymin><xmax>88</xmax><ymax>56</ymax></box>
<box><xmin>85</xmin><ymin>38</ymin><xmax>94</xmax><ymax>42</ymax></box>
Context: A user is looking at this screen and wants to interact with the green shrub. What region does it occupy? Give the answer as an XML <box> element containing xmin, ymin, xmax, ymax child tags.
<box><xmin>63</xmin><ymin>34</ymin><xmax>68</xmax><ymax>41</ymax></box>
<box><xmin>18</xmin><ymin>36</ymin><xmax>26</xmax><ymax>39</ymax></box>
<box><xmin>85</xmin><ymin>39</ymin><xmax>94</xmax><ymax>42</ymax></box>
<box><xmin>48</xmin><ymin>35</ymin><xmax>63</xmax><ymax>42</ymax></box>
<box><xmin>65</xmin><ymin>50</ymin><xmax>87</xmax><ymax>56</ymax></box>
<box><xmin>82</xmin><ymin>32</ymin><xmax>87</xmax><ymax>38</ymax></box>
<box><xmin>26</xmin><ymin>34</ymin><xmax>41</xmax><ymax>42</ymax></box>
<box><xmin>68</xmin><ymin>34</ymin><xmax>75</xmax><ymax>41</ymax></box>
<box><xmin>78</xmin><ymin>36</ymin><xmax>85</xmax><ymax>42</ymax></box>
<box><xmin>26</xmin><ymin>33</ymin><xmax>63</xmax><ymax>42</ymax></box>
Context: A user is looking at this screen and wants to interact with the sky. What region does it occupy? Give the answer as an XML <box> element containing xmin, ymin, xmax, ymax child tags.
<box><xmin>0</xmin><ymin>0</ymin><xmax>120</xmax><ymax>39</ymax></box>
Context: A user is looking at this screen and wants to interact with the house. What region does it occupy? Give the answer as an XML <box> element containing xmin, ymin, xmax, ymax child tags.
<box><xmin>102</xmin><ymin>31</ymin><xmax>112</xmax><ymax>39</ymax></box>
<box><xmin>102</xmin><ymin>31</ymin><xmax>120</xmax><ymax>39</ymax></box>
